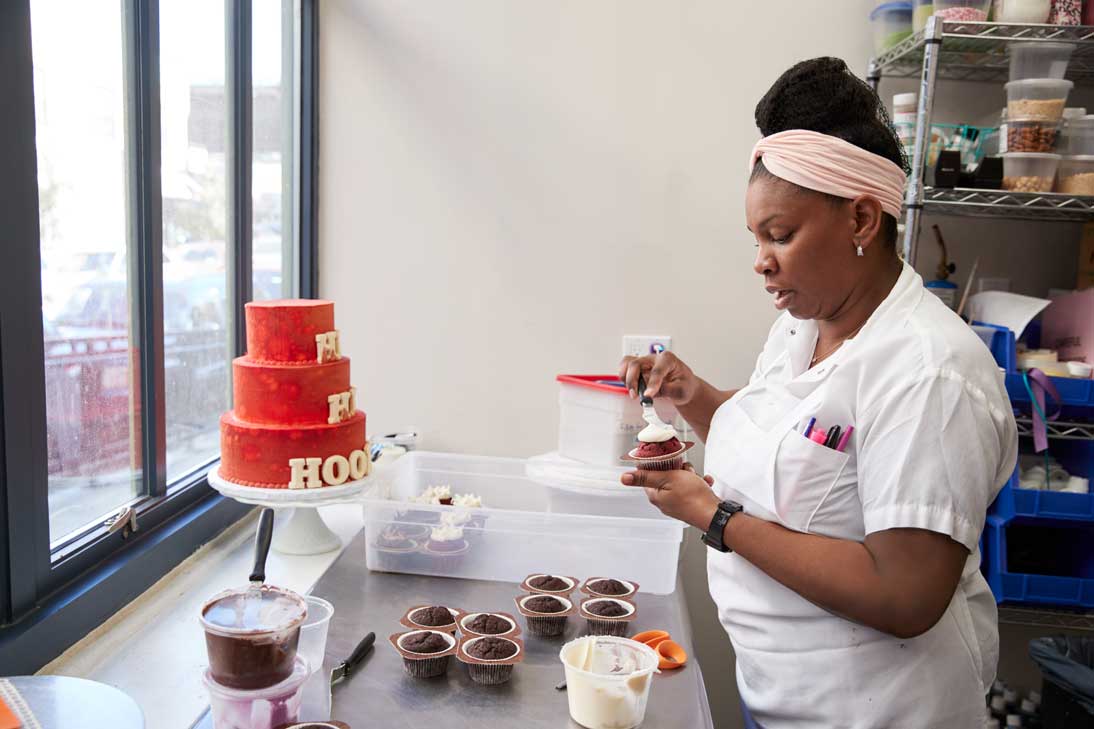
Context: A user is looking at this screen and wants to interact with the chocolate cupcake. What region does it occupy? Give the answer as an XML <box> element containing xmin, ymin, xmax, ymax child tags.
<box><xmin>581</xmin><ymin>577</ymin><xmax>638</xmax><ymax>600</ymax></box>
<box><xmin>457</xmin><ymin>635</ymin><xmax>524</xmax><ymax>686</ymax></box>
<box><xmin>423</xmin><ymin>524</ymin><xmax>470</xmax><ymax>572</ymax></box>
<box><xmin>514</xmin><ymin>593</ymin><xmax>576</xmax><ymax>638</ymax></box>
<box><xmin>457</xmin><ymin>612</ymin><xmax>520</xmax><ymax>638</ymax></box>
<box><xmin>579</xmin><ymin>597</ymin><xmax>637</xmax><ymax>637</ymax></box>
<box><xmin>520</xmin><ymin>573</ymin><xmax>577</xmax><ymax>596</ymax></box>
<box><xmin>372</xmin><ymin>527</ymin><xmax>420</xmax><ymax>571</ymax></box>
<box><xmin>390</xmin><ymin>630</ymin><xmax>458</xmax><ymax>678</ymax></box>
<box><xmin>401</xmin><ymin>605</ymin><xmax>460</xmax><ymax>633</ymax></box>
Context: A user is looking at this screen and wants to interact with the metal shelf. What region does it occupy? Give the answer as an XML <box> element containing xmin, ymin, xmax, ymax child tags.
<box><xmin>999</xmin><ymin>604</ymin><xmax>1094</xmax><ymax>631</ymax></box>
<box><xmin>1016</xmin><ymin>416</ymin><xmax>1094</xmax><ymax>441</ymax></box>
<box><xmin>873</xmin><ymin>22</ymin><xmax>1094</xmax><ymax>83</ymax></box>
<box><xmin>919</xmin><ymin>186</ymin><xmax>1094</xmax><ymax>221</ymax></box>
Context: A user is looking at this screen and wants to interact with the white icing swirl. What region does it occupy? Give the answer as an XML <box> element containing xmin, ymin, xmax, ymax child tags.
<box><xmin>430</xmin><ymin>524</ymin><xmax>464</xmax><ymax>541</ymax></box>
<box><xmin>452</xmin><ymin>493</ymin><xmax>482</xmax><ymax>508</ymax></box>
<box><xmin>637</xmin><ymin>408</ymin><xmax>677</xmax><ymax>443</ymax></box>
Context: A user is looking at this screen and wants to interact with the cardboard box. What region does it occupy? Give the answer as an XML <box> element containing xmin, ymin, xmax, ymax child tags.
<box><xmin>1042</xmin><ymin>289</ymin><xmax>1094</xmax><ymax>364</ymax></box>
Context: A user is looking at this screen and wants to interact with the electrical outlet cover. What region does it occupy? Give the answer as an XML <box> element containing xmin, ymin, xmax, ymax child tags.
<box><xmin>622</xmin><ymin>335</ymin><xmax>672</xmax><ymax>358</ymax></box>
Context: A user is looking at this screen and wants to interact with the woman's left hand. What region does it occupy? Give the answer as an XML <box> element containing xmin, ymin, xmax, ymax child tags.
<box><xmin>621</xmin><ymin>465</ymin><xmax>720</xmax><ymax>530</ymax></box>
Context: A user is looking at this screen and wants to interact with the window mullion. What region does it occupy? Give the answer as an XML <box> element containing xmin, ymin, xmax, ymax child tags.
<box><xmin>299</xmin><ymin>0</ymin><xmax>318</xmax><ymax>299</ymax></box>
<box><xmin>0</xmin><ymin>0</ymin><xmax>50</xmax><ymax>621</ymax></box>
<box><xmin>228</xmin><ymin>0</ymin><xmax>254</xmax><ymax>360</ymax></box>
<box><xmin>126</xmin><ymin>0</ymin><xmax>166</xmax><ymax>499</ymax></box>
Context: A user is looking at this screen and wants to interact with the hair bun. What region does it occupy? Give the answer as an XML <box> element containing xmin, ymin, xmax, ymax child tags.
<box><xmin>755</xmin><ymin>57</ymin><xmax>906</xmax><ymax>172</ymax></box>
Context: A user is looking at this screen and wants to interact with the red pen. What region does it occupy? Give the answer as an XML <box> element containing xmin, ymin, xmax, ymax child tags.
<box><xmin>835</xmin><ymin>426</ymin><xmax>854</xmax><ymax>453</ymax></box>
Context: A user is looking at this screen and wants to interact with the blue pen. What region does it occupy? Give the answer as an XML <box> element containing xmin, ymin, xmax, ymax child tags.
<box><xmin>802</xmin><ymin>417</ymin><xmax>816</xmax><ymax>438</ymax></box>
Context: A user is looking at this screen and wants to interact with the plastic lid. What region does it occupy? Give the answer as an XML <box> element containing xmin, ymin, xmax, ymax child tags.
<box><xmin>1067</xmin><ymin>114</ymin><xmax>1094</xmax><ymax>127</ymax></box>
<box><xmin>870</xmin><ymin>1</ymin><xmax>913</xmax><ymax>19</ymax></box>
<box><xmin>1002</xmin><ymin>152</ymin><xmax>1062</xmax><ymax>159</ymax></box>
<box><xmin>1010</xmin><ymin>40</ymin><xmax>1077</xmax><ymax>52</ymax></box>
<box><xmin>893</xmin><ymin>92</ymin><xmax>917</xmax><ymax>106</ymax></box>
<box><xmin>1063</xmin><ymin>154</ymin><xmax>1094</xmax><ymax>162</ymax></box>
<box><xmin>1063</xmin><ymin>107</ymin><xmax>1089</xmax><ymax>120</ymax></box>
<box><xmin>1005</xmin><ymin>78</ymin><xmax>1075</xmax><ymax>92</ymax></box>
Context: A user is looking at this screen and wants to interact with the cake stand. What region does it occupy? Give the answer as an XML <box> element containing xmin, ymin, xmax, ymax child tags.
<box><xmin>208</xmin><ymin>467</ymin><xmax>369</xmax><ymax>555</ymax></box>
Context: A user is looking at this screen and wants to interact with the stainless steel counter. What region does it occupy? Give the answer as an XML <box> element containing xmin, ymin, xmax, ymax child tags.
<box><xmin>194</xmin><ymin>528</ymin><xmax>713</xmax><ymax>728</ymax></box>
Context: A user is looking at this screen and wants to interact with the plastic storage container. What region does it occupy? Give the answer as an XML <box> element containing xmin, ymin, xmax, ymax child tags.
<box><xmin>1008</xmin><ymin>42</ymin><xmax>1075</xmax><ymax>81</ymax></box>
<box><xmin>933</xmin><ymin>0</ymin><xmax>991</xmax><ymax>20</ymax></box>
<box><xmin>560</xmin><ymin>637</ymin><xmax>659</xmax><ymax>729</ymax></box>
<box><xmin>203</xmin><ymin>657</ymin><xmax>309</xmax><ymax>729</ymax></box>
<box><xmin>1006</xmin><ymin>79</ymin><xmax>1074</xmax><ymax>123</ymax></box>
<box><xmin>362</xmin><ymin>451</ymin><xmax>686</xmax><ymax>594</ymax></box>
<box><xmin>872</xmin><ymin>2</ymin><xmax>914</xmax><ymax>54</ymax></box>
<box><xmin>1056</xmin><ymin>155</ymin><xmax>1094</xmax><ymax>194</ymax></box>
<box><xmin>525</xmin><ymin>451</ymin><xmax>668</xmax><ymax>521</ymax></box>
<box><xmin>1007</xmin><ymin>119</ymin><xmax>1059</xmax><ymax>152</ymax></box>
<box><xmin>557</xmin><ymin>375</ymin><xmax>676</xmax><ymax>467</ymax></box>
<box><xmin>995</xmin><ymin>0</ymin><xmax>1052</xmax><ymax>23</ymax></box>
<box><xmin>1059</xmin><ymin>115</ymin><xmax>1094</xmax><ymax>155</ymax></box>
<box><xmin>1003</xmin><ymin>152</ymin><xmax>1062</xmax><ymax>191</ymax></box>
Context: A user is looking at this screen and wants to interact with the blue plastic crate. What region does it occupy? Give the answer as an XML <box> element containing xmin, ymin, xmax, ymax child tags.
<box><xmin>992</xmin><ymin>466</ymin><xmax>1094</xmax><ymax>522</ymax></box>
<box><xmin>985</xmin><ymin>515</ymin><xmax>1094</xmax><ymax>608</ymax></box>
<box><xmin>1007</xmin><ymin>373</ymin><xmax>1094</xmax><ymax>413</ymax></box>
<box><xmin>972</xmin><ymin>321</ymin><xmax>1016</xmax><ymax>374</ymax></box>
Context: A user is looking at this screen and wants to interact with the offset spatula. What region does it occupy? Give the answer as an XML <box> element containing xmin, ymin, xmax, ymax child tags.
<box><xmin>330</xmin><ymin>632</ymin><xmax>375</xmax><ymax>686</ymax></box>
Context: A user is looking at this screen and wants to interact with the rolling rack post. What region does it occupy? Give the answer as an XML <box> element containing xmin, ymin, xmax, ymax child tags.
<box><xmin>902</xmin><ymin>14</ymin><xmax>943</xmax><ymax>267</ymax></box>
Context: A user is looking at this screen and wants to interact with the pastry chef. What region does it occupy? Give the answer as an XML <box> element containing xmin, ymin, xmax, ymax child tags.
<box><xmin>619</xmin><ymin>57</ymin><xmax>1017</xmax><ymax>728</ymax></box>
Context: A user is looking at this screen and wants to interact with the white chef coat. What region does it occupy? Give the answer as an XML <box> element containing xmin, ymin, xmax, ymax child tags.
<box><xmin>706</xmin><ymin>263</ymin><xmax>1017</xmax><ymax>729</ymax></box>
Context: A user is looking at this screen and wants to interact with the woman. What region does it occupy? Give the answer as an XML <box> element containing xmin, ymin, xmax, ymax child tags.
<box><xmin>619</xmin><ymin>58</ymin><xmax>1016</xmax><ymax>728</ymax></box>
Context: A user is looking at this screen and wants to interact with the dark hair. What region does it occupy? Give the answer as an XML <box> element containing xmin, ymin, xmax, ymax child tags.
<box><xmin>751</xmin><ymin>57</ymin><xmax>907</xmax><ymax>248</ymax></box>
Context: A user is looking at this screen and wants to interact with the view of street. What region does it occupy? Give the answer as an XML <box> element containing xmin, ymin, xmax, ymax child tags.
<box><xmin>31</xmin><ymin>0</ymin><xmax>292</xmax><ymax>541</ymax></box>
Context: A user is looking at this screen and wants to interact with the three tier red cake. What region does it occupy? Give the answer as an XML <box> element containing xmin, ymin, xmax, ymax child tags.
<box><xmin>219</xmin><ymin>299</ymin><xmax>369</xmax><ymax>489</ymax></box>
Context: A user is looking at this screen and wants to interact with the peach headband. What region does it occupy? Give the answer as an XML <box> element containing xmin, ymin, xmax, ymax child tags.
<box><xmin>749</xmin><ymin>129</ymin><xmax>906</xmax><ymax>219</ymax></box>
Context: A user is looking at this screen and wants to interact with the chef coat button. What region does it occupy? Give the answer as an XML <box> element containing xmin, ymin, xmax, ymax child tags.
<box><xmin>790</xmin><ymin>329</ymin><xmax>796</xmax><ymax>335</ymax></box>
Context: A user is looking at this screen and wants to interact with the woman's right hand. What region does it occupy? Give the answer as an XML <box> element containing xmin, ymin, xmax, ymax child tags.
<box><xmin>618</xmin><ymin>352</ymin><xmax>701</xmax><ymax>406</ymax></box>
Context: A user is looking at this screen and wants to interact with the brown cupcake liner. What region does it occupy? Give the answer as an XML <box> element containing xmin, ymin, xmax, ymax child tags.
<box><xmin>389</xmin><ymin>630</ymin><xmax>458</xmax><ymax>678</ymax></box>
<box><xmin>520</xmin><ymin>574</ymin><xmax>579</xmax><ymax>596</ymax></box>
<box><xmin>581</xmin><ymin>577</ymin><xmax>639</xmax><ymax>600</ymax></box>
<box><xmin>456</xmin><ymin>611</ymin><xmax>521</xmax><ymax>638</ymax></box>
<box><xmin>579</xmin><ymin>597</ymin><xmax>637</xmax><ymax>637</ymax></box>
<box><xmin>514</xmin><ymin>593</ymin><xmax>576</xmax><ymax>638</ymax></box>
<box><xmin>457</xmin><ymin>635</ymin><xmax>525</xmax><ymax>685</ymax></box>
<box><xmin>636</xmin><ymin>456</ymin><xmax>684</xmax><ymax>471</ymax></box>
<box><xmin>422</xmin><ymin>539</ymin><xmax>470</xmax><ymax>571</ymax></box>
<box><xmin>400</xmin><ymin>605</ymin><xmax>461</xmax><ymax>633</ymax></box>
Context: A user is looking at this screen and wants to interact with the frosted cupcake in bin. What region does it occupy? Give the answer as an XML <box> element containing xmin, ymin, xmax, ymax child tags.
<box><xmin>372</xmin><ymin>526</ymin><xmax>421</xmax><ymax>571</ymax></box>
<box><xmin>423</xmin><ymin>523</ymin><xmax>470</xmax><ymax>571</ymax></box>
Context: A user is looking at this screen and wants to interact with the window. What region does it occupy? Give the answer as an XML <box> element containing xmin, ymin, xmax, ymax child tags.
<box><xmin>0</xmin><ymin>0</ymin><xmax>317</xmax><ymax>671</ymax></box>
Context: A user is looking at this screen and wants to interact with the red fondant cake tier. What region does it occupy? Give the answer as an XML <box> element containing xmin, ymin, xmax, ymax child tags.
<box><xmin>245</xmin><ymin>299</ymin><xmax>334</xmax><ymax>364</ymax></box>
<box><xmin>233</xmin><ymin>356</ymin><xmax>352</xmax><ymax>425</ymax></box>
<box><xmin>219</xmin><ymin>410</ymin><xmax>366</xmax><ymax>488</ymax></box>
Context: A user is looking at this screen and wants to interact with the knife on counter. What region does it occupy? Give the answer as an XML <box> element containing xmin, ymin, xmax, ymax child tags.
<box><xmin>330</xmin><ymin>632</ymin><xmax>375</xmax><ymax>687</ymax></box>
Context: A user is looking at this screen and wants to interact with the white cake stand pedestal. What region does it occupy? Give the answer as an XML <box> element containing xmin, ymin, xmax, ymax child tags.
<box><xmin>208</xmin><ymin>467</ymin><xmax>368</xmax><ymax>555</ymax></box>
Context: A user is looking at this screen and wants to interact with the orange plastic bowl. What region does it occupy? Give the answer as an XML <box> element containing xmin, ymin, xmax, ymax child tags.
<box><xmin>657</xmin><ymin>639</ymin><xmax>687</xmax><ymax>670</ymax></box>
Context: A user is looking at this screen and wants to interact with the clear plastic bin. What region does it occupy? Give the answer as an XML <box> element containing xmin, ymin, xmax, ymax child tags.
<box><xmin>1006</xmin><ymin>78</ymin><xmax>1074</xmax><ymax>123</ymax></box>
<box><xmin>203</xmin><ymin>657</ymin><xmax>309</xmax><ymax>729</ymax></box>
<box><xmin>1059</xmin><ymin>115</ymin><xmax>1094</xmax><ymax>155</ymax></box>
<box><xmin>1008</xmin><ymin>42</ymin><xmax>1075</xmax><ymax>82</ymax></box>
<box><xmin>1002</xmin><ymin>152</ymin><xmax>1062</xmax><ymax>192</ymax></box>
<box><xmin>871</xmin><ymin>3</ymin><xmax>914</xmax><ymax>54</ymax></box>
<box><xmin>1007</xmin><ymin>119</ymin><xmax>1058</xmax><ymax>153</ymax></box>
<box><xmin>557</xmin><ymin>375</ymin><xmax>676</xmax><ymax>467</ymax></box>
<box><xmin>1056</xmin><ymin>155</ymin><xmax>1094</xmax><ymax>195</ymax></box>
<box><xmin>525</xmin><ymin>451</ymin><xmax>669</xmax><ymax>521</ymax></box>
<box><xmin>933</xmin><ymin>0</ymin><xmax>991</xmax><ymax>21</ymax></box>
<box><xmin>362</xmin><ymin>451</ymin><xmax>685</xmax><ymax>594</ymax></box>
<box><xmin>995</xmin><ymin>0</ymin><xmax>1051</xmax><ymax>23</ymax></box>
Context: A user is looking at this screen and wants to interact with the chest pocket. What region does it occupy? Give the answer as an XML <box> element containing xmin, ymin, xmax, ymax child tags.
<box><xmin>707</xmin><ymin>382</ymin><xmax>851</xmax><ymax>533</ymax></box>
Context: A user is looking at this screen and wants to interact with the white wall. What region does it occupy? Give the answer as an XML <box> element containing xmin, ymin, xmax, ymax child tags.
<box><xmin>319</xmin><ymin>3</ymin><xmax>871</xmax><ymax>726</ymax></box>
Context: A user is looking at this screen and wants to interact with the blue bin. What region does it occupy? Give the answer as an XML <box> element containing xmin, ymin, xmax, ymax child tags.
<box><xmin>985</xmin><ymin>515</ymin><xmax>1094</xmax><ymax>608</ymax></box>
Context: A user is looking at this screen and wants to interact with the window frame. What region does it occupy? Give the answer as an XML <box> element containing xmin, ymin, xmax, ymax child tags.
<box><xmin>0</xmin><ymin>0</ymin><xmax>320</xmax><ymax>672</ymax></box>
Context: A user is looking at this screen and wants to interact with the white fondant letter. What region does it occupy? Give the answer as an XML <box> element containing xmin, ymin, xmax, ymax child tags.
<box><xmin>327</xmin><ymin>389</ymin><xmax>354</xmax><ymax>424</ymax></box>
<box><xmin>315</xmin><ymin>330</ymin><xmax>341</xmax><ymax>363</ymax></box>
<box><xmin>322</xmin><ymin>454</ymin><xmax>350</xmax><ymax>485</ymax></box>
<box><xmin>288</xmin><ymin>457</ymin><xmax>323</xmax><ymax>489</ymax></box>
<box><xmin>349</xmin><ymin>448</ymin><xmax>369</xmax><ymax>480</ymax></box>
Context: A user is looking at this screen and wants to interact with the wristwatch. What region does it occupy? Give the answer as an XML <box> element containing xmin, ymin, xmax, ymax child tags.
<box><xmin>702</xmin><ymin>500</ymin><xmax>744</xmax><ymax>553</ymax></box>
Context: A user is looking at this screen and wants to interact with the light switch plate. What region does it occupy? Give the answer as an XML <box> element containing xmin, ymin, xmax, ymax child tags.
<box><xmin>622</xmin><ymin>335</ymin><xmax>672</xmax><ymax>358</ymax></box>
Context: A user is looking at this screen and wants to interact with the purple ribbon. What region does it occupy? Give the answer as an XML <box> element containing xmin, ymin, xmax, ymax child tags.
<box><xmin>1024</xmin><ymin>368</ymin><xmax>1061</xmax><ymax>453</ymax></box>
